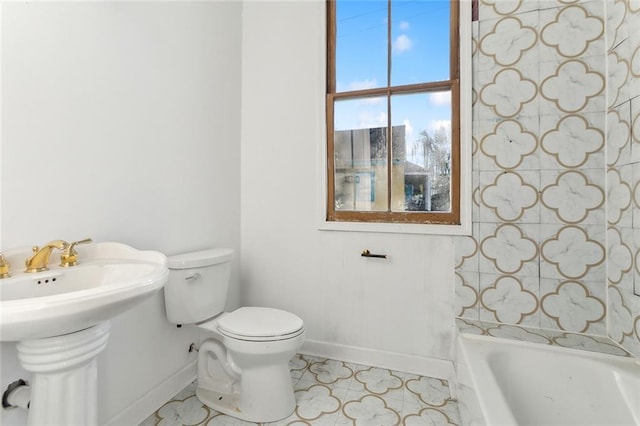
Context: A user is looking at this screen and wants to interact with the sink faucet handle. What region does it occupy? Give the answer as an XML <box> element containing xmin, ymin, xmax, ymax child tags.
<box><xmin>0</xmin><ymin>253</ymin><xmax>10</xmax><ymax>279</ymax></box>
<box><xmin>60</xmin><ymin>238</ymin><xmax>93</xmax><ymax>267</ymax></box>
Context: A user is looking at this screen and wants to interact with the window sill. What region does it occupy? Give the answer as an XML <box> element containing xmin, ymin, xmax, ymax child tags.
<box><xmin>318</xmin><ymin>219</ymin><xmax>471</xmax><ymax>236</ymax></box>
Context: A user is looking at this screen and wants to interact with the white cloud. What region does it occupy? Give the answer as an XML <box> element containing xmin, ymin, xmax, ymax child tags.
<box><xmin>348</xmin><ymin>78</ymin><xmax>378</xmax><ymax>91</ymax></box>
<box><xmin>342</xmin><ymin>79</ymin><xmax>383</xmax><ymax>105</ymax></box>
<box><xmin>399</xmin><ymin>21</ymin><xmax>410</xmax><ymax>31</ymax></box>
<box><xmin>358</xmin><ymin>111</ymin><xmax>388</xmax><ymax>129</ymax></box>
<box><xmin>429</xmin><ymin>119</ymin><xmax>452</xmax><ymax>133</ymax></box>
<box><xmin>361</xmin><ymin>96</ymin><xmax>384</xmax><ymax>105</ymax></box>
<box><xmin>393</xmin><ymin>34</ymin><xmax>412</xmax><ymax>54</ymax></box>
<box><xmin>429</xmin><ymin>91</ymin><xmax>451</xmax><ymax>106</ymax></box>
<box><xmin>402</xmin><ymin>119</ymin><xmax>414</xmax><ymax>142</ymax></box>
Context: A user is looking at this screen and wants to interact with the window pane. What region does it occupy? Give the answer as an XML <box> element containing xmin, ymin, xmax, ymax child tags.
<box><xmin>335</xmin><ymin>0</ymin><xmax>388</xmax><ymax>93</ymax></box>
<box><xmin>333</xmin><ymin>98</ymin><xmax>388</xmax><ymax>212</ymax></box>
<box><xmin>390</xmin><ymin>91</ymin><xmax>451</xmax><ymax>212</ymax></box>
<box><xmin>390</xmin><ymin>0</ymin><xmax>450</xmax><ymax>86</ymax></box>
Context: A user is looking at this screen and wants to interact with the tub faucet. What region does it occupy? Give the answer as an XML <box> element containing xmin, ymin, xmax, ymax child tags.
<box><xmin>25</xmin><ymin>240</ymin><xmax>68</xmax><ymax>273</ymax></box>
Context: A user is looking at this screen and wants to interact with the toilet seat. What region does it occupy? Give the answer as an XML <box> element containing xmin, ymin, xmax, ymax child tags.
<box><xmin>201</xmin><ymin>307</ymin><xmax>304</xmax><ymax>342</ymax></box>
<box><xmin>219</xmin><ymin>327</ymin><xmax>304</xmax><ymax>342</ymax></box>
<box><xmin>218</xmin><ymin>307</ymin><xmax>304</xmax><ymax>341</ymax></box>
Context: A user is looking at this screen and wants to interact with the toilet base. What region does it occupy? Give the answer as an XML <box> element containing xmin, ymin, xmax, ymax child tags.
<box><xmin>196</xmin><ymin>386</ymin><xmax>241</xmax><ymax>419</ymax></box>
<box><xmin>195</xmin><ymin>361</ymin><xmax>296</xmax><ymax>423</ymax></box>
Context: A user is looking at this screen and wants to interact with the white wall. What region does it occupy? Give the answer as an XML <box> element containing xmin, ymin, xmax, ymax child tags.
<box><xmin>1</xmin><ymin>1</ymin><xmax>457</xmax><ymax>424</ymax></box>
<box><xmin>0</xmin><ymin>2</ymin><xmax>242</xmax><ymax>424</ymax></box>
<box><xmin>240</xmin><ymin>1</ymin><xmax>455</xmax><ymax>373</ymax></box>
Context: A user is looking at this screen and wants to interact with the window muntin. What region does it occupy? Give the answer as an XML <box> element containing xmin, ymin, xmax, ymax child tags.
<box><xmin>327</xmin><ymin>0</ymin><xmax>460</xmax><ymax>225</ymax></box>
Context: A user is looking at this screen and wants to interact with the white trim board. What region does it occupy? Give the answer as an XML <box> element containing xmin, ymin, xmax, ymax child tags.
<box><xmin>300</xmin><ymin>339</ymin><xmax>455</xmax><ymax>386</ymax></box>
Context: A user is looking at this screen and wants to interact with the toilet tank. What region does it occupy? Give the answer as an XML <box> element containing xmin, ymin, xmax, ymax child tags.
<box><xmin>164</xmin><ymin>248</ymin><xmax>234</xmax><ymax>325</ymax></box>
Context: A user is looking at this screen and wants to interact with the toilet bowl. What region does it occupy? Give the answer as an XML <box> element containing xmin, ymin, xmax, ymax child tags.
<box><xmin>195</xmin><ymin>307</ymin><xmax>304</xmax><ymax>422</ymax></box>
<box><xmin>163</xmin><ymin>249</ymin><xmax>305</xmax><ymax>423</ymax></box>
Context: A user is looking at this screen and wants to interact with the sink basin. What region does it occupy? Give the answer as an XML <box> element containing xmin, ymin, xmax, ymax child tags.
<box><xmin>0</xmin><ymin>241</ymin><xmax>168</xmax><ymax>425</ymax></box>
<box><xmin>0</xmin><ymin>242</ymin><xmax>168</xmax><ymax>341</ymax></box>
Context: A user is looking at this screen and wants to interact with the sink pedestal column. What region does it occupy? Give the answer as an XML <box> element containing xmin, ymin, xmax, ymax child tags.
<box><xmin>16</xmin><ymin>321</ymin><xmax>111</xmax><ymax>426</ymax></box>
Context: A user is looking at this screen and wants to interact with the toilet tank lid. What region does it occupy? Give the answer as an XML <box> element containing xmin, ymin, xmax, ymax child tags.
<box><xmin>167</xmin><ymin>248</ymin><xmax>234</xmax><ymax>269</ymax></box>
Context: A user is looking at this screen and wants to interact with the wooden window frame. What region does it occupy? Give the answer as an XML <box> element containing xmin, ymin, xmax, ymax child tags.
<box><xmin>326</xmin><ymin>0</ymin><xmax>460</xmax><ymax>225</ymax></box>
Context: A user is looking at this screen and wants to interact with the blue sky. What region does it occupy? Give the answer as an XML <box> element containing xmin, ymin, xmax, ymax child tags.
<box><xmin>334</xmin><ymin>0</ymin><xmax>451</xmax><ymax>164</ymax></box>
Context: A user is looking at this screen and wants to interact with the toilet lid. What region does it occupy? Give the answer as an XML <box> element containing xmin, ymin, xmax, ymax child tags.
<box><xmin>217</xmin><ymin>307</ymin><xmax>304</xmax><ymax>339</ymax></box>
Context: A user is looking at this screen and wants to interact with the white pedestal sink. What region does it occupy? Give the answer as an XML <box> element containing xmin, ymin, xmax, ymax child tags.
<box><xmin>0</xmin><ymin>242</ymin><xmax>168</xmax><ymax>425</ymax></box>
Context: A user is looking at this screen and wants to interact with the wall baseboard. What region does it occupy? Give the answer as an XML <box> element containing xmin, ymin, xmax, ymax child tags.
<box><xmin>300</xmin><ymin>339</ymin><xmax>454</xmax><ymax>386</ymax></box>
<box><xmin>103</xmin><ymin>360</ymin><xmax>197</xmax><ymax>426</ymax></box>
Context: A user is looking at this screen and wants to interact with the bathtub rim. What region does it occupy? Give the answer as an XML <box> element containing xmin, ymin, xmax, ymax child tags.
<box><xmin>455</xmin><ymin>332</ymin><xmax>640</xmax><ymax>426</ymax></box>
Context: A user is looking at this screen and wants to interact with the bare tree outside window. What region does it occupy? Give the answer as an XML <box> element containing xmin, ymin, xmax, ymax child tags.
<box><xmin>409</xmin><ymin>126</ymin><xmax>451</xmax><ymax>212</ymax></box>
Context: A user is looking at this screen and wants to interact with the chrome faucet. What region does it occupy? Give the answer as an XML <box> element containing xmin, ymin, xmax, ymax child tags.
<box><xmin>25</xmin><ymin>240</ymin><xmax>68</xmax><ymax>273</ymax></box>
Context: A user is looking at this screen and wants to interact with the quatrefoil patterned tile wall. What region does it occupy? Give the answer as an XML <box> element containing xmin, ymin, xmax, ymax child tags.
<box><xmin>455</xmin><ymin>0</ymin><xmax>640</xmax><ymax>356</ymax></box>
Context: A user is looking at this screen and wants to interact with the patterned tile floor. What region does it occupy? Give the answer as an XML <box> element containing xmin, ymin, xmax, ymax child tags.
<box><xmin>141</xmin><ymin>354</ymin><xmax>461</xmax><ymax>425</ymax></box>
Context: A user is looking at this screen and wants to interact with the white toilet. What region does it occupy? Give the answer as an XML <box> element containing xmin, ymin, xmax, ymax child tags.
<box><xmin>164</xmin><ymin>248</ymin><xmax>305</xmax><ymax>423</ymax></box>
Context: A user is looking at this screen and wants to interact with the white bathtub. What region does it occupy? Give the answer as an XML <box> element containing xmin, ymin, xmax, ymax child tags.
<box><xmin>455</xmin><ymin>333</ymin><xmax>640</xmax><ymax>426</ymax></box>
